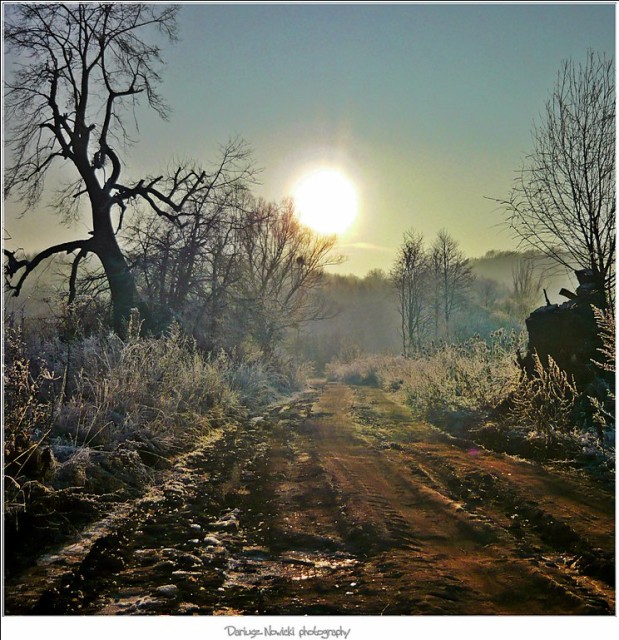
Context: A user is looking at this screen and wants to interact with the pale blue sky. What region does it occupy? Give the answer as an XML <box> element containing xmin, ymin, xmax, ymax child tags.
<box><xmin>3</xmin><ymin>2</ymin><xmax>616</xmax><ymax>275</ymax></box>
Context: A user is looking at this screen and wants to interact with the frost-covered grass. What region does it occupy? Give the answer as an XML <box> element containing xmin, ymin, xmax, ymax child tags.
<box><xmin>3</xmin><ymin>317</ymin><xmax>308</xmax><ymax>519</ymax></box>
<box><xmin>328</xmin><ymin>331</ymin><xmax>522</xmax><ymax>419</ymax></box>
<box><xmin>327</xmin><ymin>329</ymin><xmax>614</xmax><ymax>470</ymax></box>
<box><xmin>53</xmin><ymin>323</ymin><xmax>240</xmax><ymax>450</ymax></box>
<box><xmin>325</xmin><ymin>353</ymin><xmax>393</xmax><ymax>387</ymax></box>
<box><xmin>396</xmin><ymin>331</ymin><xmax>522</xmax><ymax>421</ymax></box>
<box><xmin>508</xmin><ymin>353</ymin><xmax>578</xmax><ymax>439</ymax></box>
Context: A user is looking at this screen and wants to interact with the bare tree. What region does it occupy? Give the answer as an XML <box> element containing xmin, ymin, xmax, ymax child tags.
<box><xmin>126</xmin><ymin>142</ymin><xmax>256</xmax><ymax>343</ymax></box>
<box><xmin>507</xmin><ymin>259</ymin><xmax>544</xmax><ymax>322</ymax></box>
<box><xmin>475</xmin><ymin>277</ymin><xmax>503</xmax><ymax>312</ymax></box>
<box><xmin>498</xmin><ymin>50</ymin><xmax>615</xmax><ymax>305</ymax></box>
<box><xmin>3</xmin><ymin>4</ymin><xmax>207</xmax><ymax>332</ymax></box>
<box><xmin>391</xmin><ymin>230</ymin><xmax>431</xmax><ymax>355</ymax></box>
<box><xmin>234</xmin><ymin>198</ymin><xmax>343</xmax><ymax>357</ymax></box>
<box><xmin>431</xmin><ymin>230</ymin><xmax>474</xmax><ymax>337</ymax></box>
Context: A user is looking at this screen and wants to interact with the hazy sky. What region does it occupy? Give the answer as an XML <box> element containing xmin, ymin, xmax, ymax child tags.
<box><xmin>3</xmin><ymin>2</ymin><xmax>616</xmax><ymax>276</ymax></box>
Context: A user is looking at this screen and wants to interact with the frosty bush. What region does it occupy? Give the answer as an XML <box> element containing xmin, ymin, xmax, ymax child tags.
<box><xmin>509</xmin><ymin>353</ymin><xmax>578</xmax><ymax>440</ymax></box>
<box><xmin>221</xmin><ymin>343</ymin><xmax>311</xmax><ymax>406</ymax></box>
<box><xmin>395</xmin><ymin>331</ymin><xmax>522</xmax><ymax>419</ymax></box>
<box><xmin>7</xmin><ymin>306</ymin><xmax>314</xmax><ymax>468</ymax></box>
<box><xmin>588</xmin><ymin>306</ymin><xmax>615</xmax><ymax>445</ymax></box>
<box><xmin>326</xmin><ymin>331</ymin><xmax>523</xmax><ymax>421</ymax></box>
<box><xmin>3</xmin><ymin>326</ymin><xmax>57</xmax><ymax>513</ymax></box>
<box><xmin>325</xmin><ymin>354</ymin><xmax>394</xmax><ymax>386</ymax></box>
<box><xmin>54</xmin><ymin>323</ymin><xmax>240</xmax><ymax>448</ymax></box>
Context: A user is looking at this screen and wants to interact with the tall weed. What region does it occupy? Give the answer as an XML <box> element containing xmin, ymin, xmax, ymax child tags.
<box><xmin>588</xmin><ymin>306</ymin><xmax>615</xmax><ymax>445</ymax></box>
<box><xmin>3</xmin><ymin>326</ymin><xmax>57</xmax><ymax>513</ymax></box>
<box><xmin>509</xmin><ymin>353</ymin><xmax>578</xmax><ymax>440</ymax></box>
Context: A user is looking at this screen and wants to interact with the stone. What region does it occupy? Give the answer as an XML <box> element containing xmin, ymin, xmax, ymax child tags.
<box><xmin>155</xmin><ymin>584</ymin><xmax>179</xmax><ymax>598</ymax></box>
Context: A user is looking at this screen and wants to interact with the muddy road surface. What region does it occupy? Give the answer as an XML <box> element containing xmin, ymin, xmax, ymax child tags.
<box><xmin>5</xmin><ymin>382</ymin><xmax>615</xmax><ymax>615</ymax></box>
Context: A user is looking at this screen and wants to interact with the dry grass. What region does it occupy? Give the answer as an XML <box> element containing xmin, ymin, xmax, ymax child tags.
<box><xmin>328</xmin><ymin>331</ymin><xmax>522</xmax><ymax>421</ymax></box>
<box><xmin>509</xmin><ymin>352</ymin><xmax>578</xmax><ymax>439</ymax></box>
<box><xmin>325</xmin><ymin>353</ymin><xmax>392</xmax><ymax>387</ymax></box>
<box><xmin>588</xmin><ymin>306</ymin><xmax>615</xmax><ymax>446</ymax></box>
<box><xmin>398</xmin><ymin>333</ymin><xmax>522</xmax><ymax>419</ymax></box>
<box><xmin>4</xmin><ymin>326</ymin><xmax>57</xmax><ymax>511</ymax></box>
<box><xmin>48</xmin><ymin>323</ymin><xmax>237</xmax><ymax>451</ymax></box>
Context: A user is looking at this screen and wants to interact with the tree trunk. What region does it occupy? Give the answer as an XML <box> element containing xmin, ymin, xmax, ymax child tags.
<box><xmin>92</xmin><ymin>202</ymin><xmax>144</xmax><ymax>335</ymax></box>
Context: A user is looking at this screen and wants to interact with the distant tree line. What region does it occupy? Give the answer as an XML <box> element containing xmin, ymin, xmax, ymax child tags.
<box><xmin>389</xmin><ymin>229</ymin><xmax>556</xmax><ymax>357</ymax></box>
<box><xmin>294</xmin><ymin>248</ymin><xmax>547</xmax><ymax>369</ymax></box>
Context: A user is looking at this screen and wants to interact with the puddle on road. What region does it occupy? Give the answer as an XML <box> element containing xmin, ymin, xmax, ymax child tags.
<box><xmin>221</xmin><ymin>547</ymin><xmax>358</xmax><ymax>590</ymax></box>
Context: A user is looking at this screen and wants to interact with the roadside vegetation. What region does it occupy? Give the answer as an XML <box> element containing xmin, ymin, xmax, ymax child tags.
<box><xmin>4</xmin><ymin>305</ymin><xmax>311</xmax><ymax>577</ymax></box>
<box><xmin>327</xmin><ymin>50</ymin><xmax>615</xmax><ymax>478</ymax></box>
<box><xmin>327</xmin><ymin>312</ymin><xmax>615</xmax><ymax>476</ymax></box>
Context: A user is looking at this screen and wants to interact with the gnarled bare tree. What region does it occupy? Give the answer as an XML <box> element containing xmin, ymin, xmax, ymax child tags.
<box><xmin>499</xmin><ymin>50</ymin><xmax>615</xmax><ymax>305</ymax></box>
<box><xmin>4</xmin><ymin>3</ymin><xmax>206</xmax><ymax>332</ymax></box>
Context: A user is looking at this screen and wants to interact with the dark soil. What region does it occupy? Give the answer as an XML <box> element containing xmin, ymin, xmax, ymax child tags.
<box><xmin>4</xmin><ymin>383</ymin><xmax>615</xmax><ymax>615</ymax></box>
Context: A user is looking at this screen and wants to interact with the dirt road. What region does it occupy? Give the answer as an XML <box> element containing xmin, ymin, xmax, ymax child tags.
<box><xmin>5</xmin><ymin>382</ymin><xmax>615</xmax><ymax>615</ymax></box>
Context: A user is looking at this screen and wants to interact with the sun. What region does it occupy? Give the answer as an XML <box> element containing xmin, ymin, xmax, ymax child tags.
<box><xmin>293</xmin><ymin>168</ymin><xmax>358</xmax><ymax>235</ymax></box>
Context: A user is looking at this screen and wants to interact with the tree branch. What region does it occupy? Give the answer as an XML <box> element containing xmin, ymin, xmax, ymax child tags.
<box><xmin>4</xmin><ymin>239</ymin><xmax>92</xmax><ymax>297</ymax></box>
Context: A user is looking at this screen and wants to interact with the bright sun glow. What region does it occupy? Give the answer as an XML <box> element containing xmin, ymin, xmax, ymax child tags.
<box><xmin>294</xmin><ymin>168</ymin><xmax>358</xmax><ymax>235</ymax></box>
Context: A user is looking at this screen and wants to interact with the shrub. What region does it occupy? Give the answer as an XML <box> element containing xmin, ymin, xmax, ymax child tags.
<box><xmin>587</xmin><ymin>306</ymin><xmax>615</xmax><ymax>446</ymax></box>
<box><xmin>325</xmin><ymin>354</ymin><xmax>391</xmax><ymax>386</ymax></box>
